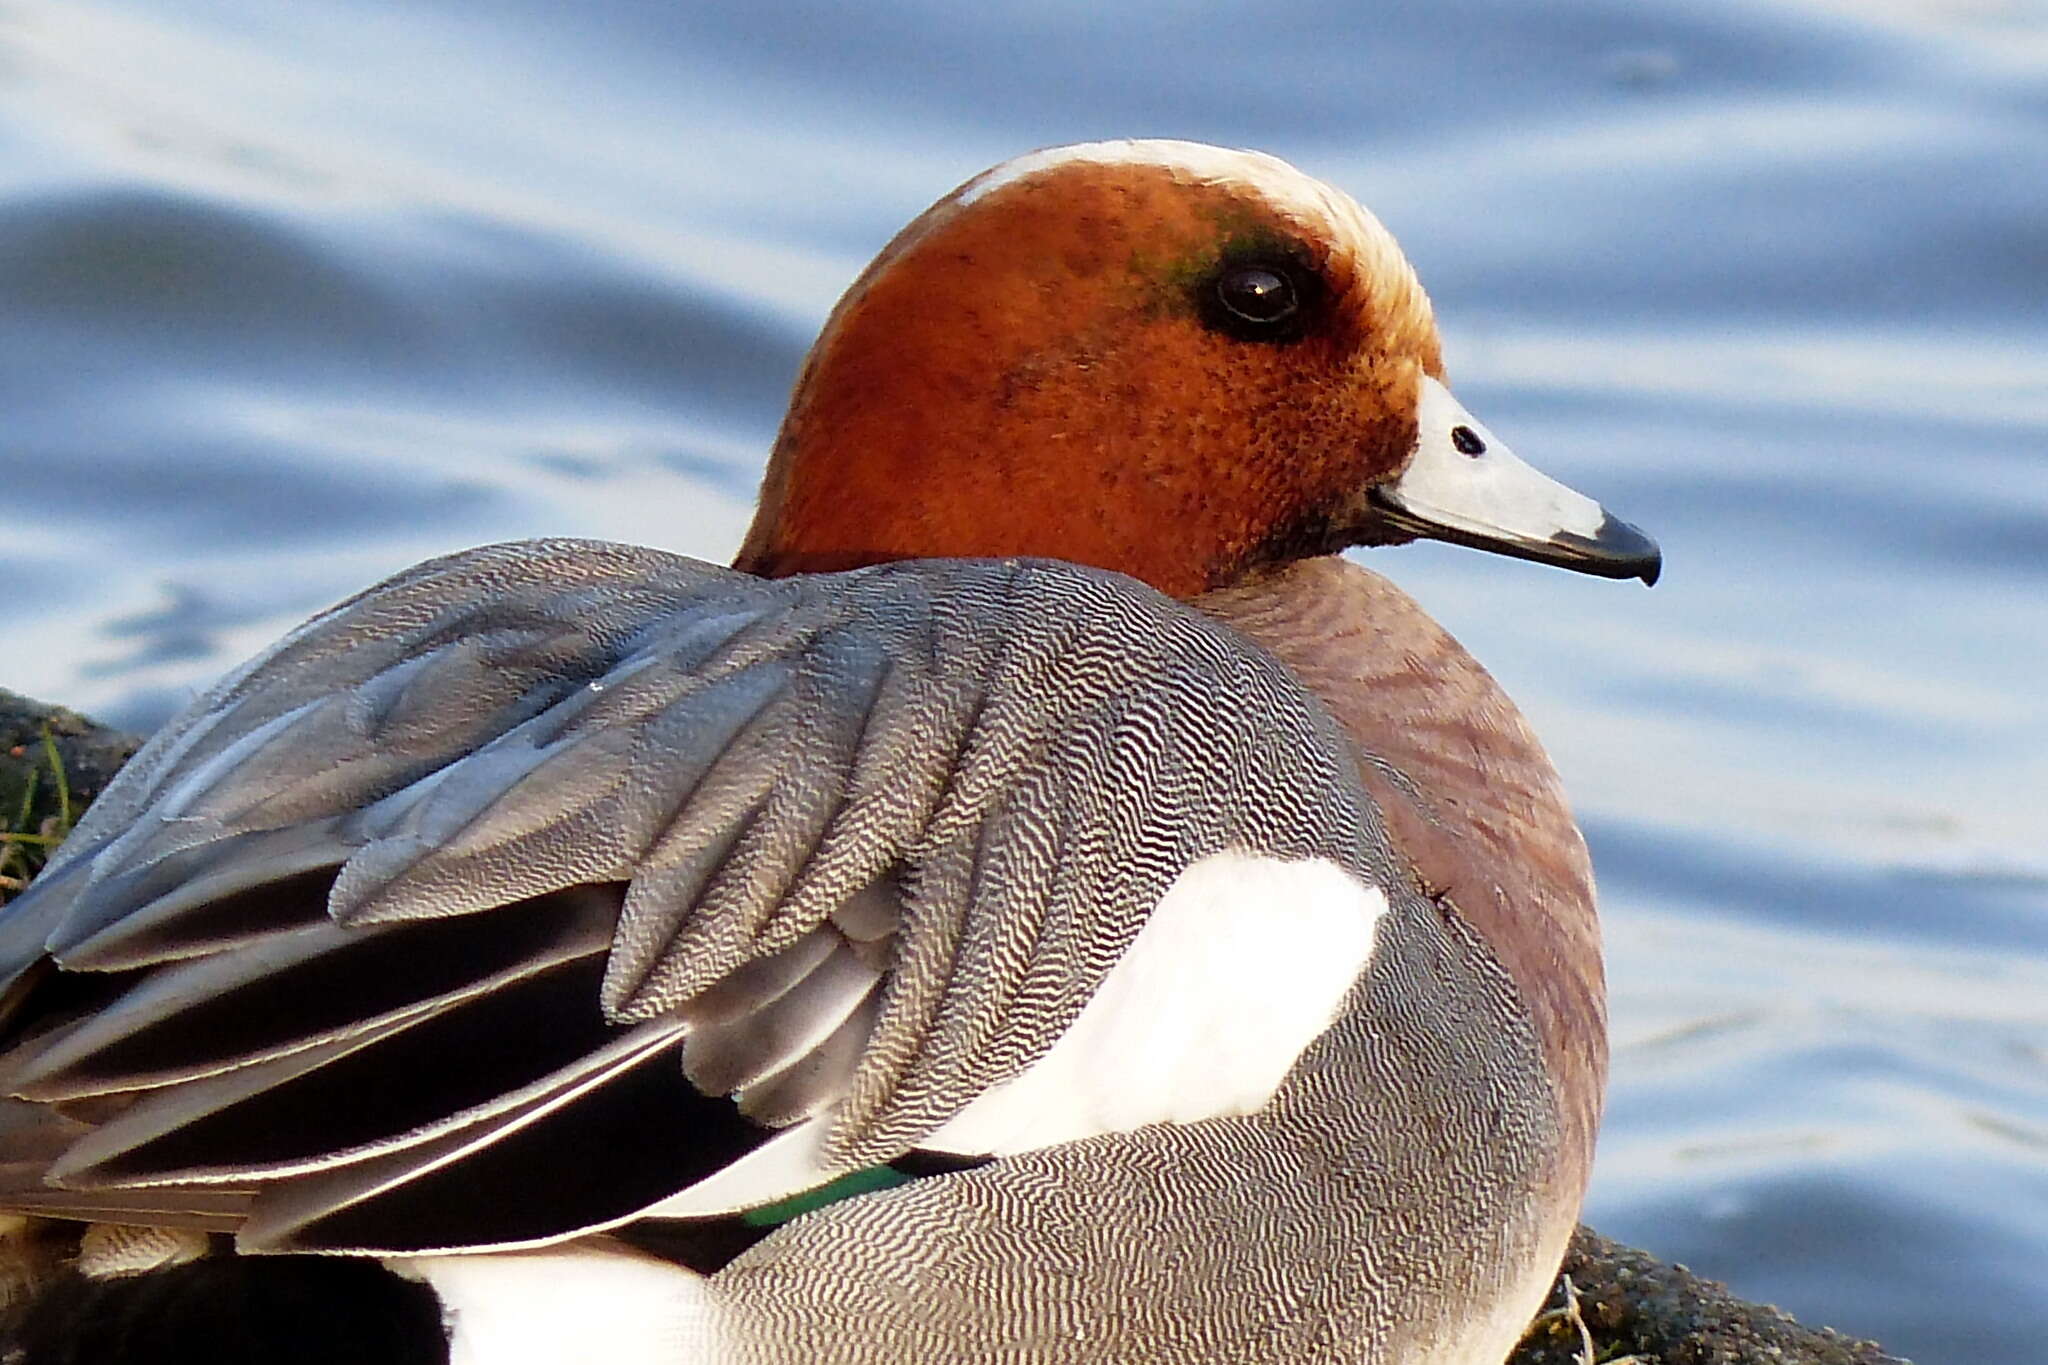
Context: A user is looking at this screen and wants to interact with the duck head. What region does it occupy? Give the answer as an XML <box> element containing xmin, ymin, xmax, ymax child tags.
<box><xmin>737</xmin><ymin>139</ymin><xmax>1659</xmax><ymax>597</ymax></box>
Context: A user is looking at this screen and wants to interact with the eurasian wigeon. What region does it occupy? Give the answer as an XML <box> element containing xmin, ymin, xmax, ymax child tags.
<box><xmin>0</xmin><ymin>139</ymin><xmax>1658</xmax><ymax>1364</ymax></box>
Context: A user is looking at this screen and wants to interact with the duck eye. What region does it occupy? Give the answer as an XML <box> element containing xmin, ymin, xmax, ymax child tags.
<box><xmin>1451</xmin><ymin>425</ymin><xmax>1487</xmax><ymax>456</ymax></box>
<box><xmin>1198</xmin><ymin>255</ymin><xmax>1320</xmax><ymax>342</ymax></box>
<box><xmin>1215</xmin><ymin>266</ymin><xmax>1298</xmax><ymax>326</ymax></box>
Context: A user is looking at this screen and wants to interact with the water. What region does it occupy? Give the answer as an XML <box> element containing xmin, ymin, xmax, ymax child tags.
<box><xmin>2</xmin><ymin>1</ymin><xmax>2044</xmax><ymax>1358</ymax></box>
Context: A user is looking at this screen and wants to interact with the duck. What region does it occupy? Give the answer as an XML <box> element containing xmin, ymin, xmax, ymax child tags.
<box><xmin>0</xmin><ymin>139</ymin><xmax>1658</xmax><ymax>1364</ymax></box>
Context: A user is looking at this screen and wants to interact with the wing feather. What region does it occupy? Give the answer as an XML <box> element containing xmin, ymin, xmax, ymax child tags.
<box><xmin>0</xmin><ymin>540</ymin><xmax>1388</xmax><ymax>1253</ymax></box>
<box><xmin>12</xmin><ymin>887</ymin><xmax>617</xmax><ymax>1102</ymax></box>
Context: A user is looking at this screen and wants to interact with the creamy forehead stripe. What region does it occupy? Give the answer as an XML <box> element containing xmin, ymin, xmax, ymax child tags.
<box><xmin>958</xmin><ymin>139</ymin><xmax>1422</xmax><ymax>299</ymax></box>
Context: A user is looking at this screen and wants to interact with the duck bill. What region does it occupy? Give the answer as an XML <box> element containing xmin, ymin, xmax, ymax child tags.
<box><xmin>1365</xmin><ymin>377</ymin><xmax>1662</xmax><ymax>585</ymax></box>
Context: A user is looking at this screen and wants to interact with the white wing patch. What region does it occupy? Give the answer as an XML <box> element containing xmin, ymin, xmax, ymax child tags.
<box><xmin>393</xmin><ymin>1244</ymin><xmax>734</xmax><ymax>1365</ymax></box>
<box><xmin>632</xmin><ymin>852</ymin><xmax>1384</xmax><ymax>1222</ymax></box>
<box><xmin>923</xmin><ymin>851</ymin><xmax>1386</xmax><ymax>1155</ymax></box>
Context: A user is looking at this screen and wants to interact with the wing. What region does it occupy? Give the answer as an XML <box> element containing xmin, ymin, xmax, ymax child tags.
<box><xmin>0</xmin><ymin>540</ymin><xmax>1387</xmax><ymax>1255</ymax></box>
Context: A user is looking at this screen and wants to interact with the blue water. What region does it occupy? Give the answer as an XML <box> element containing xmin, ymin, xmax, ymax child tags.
<box><xmin>3</xmin><ymin>2</ymin><xmax>2044</xmax><ymax>1358</ymax></box>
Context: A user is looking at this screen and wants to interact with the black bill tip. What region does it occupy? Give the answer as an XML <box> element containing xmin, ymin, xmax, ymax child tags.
<box><xmin>1365</xmin><ymin>489</ymin><xmax>1664</xmax><ymax>587</ymax></box>
<box><xmin>1550</xmin><ymin>512</ymin><xmax>1662</xmax><ymax>586</ymax></box>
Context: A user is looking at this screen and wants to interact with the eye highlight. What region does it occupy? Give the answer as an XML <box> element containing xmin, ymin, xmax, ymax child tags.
<box><xmin>1216</xmin><ymin>267</ymin><xmax>1297</xmax><ymax>325</ymax></box>
<box><xmin>1197</xmin><ymin>254</ymin><xmax>1322</xmax><ymax>343</ymax></box>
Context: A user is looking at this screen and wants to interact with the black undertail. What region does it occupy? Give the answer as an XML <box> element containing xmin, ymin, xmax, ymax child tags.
<box><xmin>1</xmin><ymin>1256</ymin><xmax>447</xmax><ymax>1365</ymax></box>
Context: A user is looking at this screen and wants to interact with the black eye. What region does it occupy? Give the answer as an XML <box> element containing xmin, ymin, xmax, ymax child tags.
<box><xmin>1198</xmin><ymin>256</ymin><xmax>1319</xmax><ymax>342</ymax></box>
<box><xmin>1451</xmin><ymin>425</ymin><xmax>1487</xmax><ymax>456</ymax></box>
<box><xmin>1215</xmin><ymin>266</ymin><xmax>1298</xmax><ymax>326</ymax></box>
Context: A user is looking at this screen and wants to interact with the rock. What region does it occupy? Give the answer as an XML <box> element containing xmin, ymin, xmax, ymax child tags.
<box><xmin>1509</xmin><ymin>1227</ymin><xmax>1909</xmax><ymax>1364</ymax></box>
<box><xmin>0</xmin><ymin>690</ymin><xmax>143</xmax><ymax>902</ymax></box>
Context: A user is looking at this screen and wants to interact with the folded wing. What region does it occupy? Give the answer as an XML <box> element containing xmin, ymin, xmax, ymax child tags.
<box><xmin>0</xmin><ymin>540</ymin><xmax>1386</xmax><ymax>1254</ymax></box>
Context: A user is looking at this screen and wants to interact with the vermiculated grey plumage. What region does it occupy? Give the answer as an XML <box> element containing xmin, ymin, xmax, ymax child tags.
<box><xmin>0</xmin><ymin>539</ymin><xmax>1436</xmax><ymax>1249</ymax></box>
<box><xmin>0</xmin><ymin>539</ymin><xmax>1571</xmax><ymax>1361</ymax></box>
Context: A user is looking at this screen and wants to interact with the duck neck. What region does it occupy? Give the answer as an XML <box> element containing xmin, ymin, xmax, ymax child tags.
<box><xmin>1196</xmin><ymin>556</ymin><xmax>1606</xmax><ymax>1172</ymax></box>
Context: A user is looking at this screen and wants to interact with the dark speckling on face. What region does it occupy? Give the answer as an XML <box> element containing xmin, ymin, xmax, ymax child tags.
<box><xmin>738</xmin><ymin>153</ymin><xmax>1445</xmax><ymax>598</ymax></box>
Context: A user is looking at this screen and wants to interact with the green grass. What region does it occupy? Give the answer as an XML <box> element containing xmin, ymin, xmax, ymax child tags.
<box><xmin>0</xmin><ymin>729</ymin><xmax>73</xmax><ymax>902</ymax></box>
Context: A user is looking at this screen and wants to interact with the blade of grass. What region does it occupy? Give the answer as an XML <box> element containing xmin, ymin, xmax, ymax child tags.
<box><xmin>41</xmin><ymin>727</ymin><xmax>72</xmax><ymax>832</ymax></box>
<box><xmin>9</xmin><ymin>762</ymin><xmax>37</xmax><ymax>834</ymax></box>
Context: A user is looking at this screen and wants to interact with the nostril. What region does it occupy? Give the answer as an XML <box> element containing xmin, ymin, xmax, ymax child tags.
<box><xmin>1451</xmin><ymin>426</ymin><xmax>1487</xmax><ymax>456</ymax></box>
